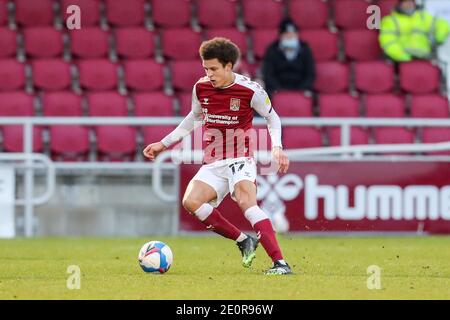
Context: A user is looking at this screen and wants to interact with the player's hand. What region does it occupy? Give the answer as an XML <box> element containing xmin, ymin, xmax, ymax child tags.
<box><xmin>272</xmin><ymin>146</ymin><xmax>289</xmax><ymax>174</ymax></box>
<box><xmin>143</xmin><ymin>142</ymin><xmax>167</xmax><ymax>161</ymax></box>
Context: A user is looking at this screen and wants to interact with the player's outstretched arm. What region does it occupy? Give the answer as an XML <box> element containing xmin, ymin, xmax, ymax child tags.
<box><xmin>143</xmin><ymin>142</ymin><xmax>167</xmax><ymax>161</ymax></box>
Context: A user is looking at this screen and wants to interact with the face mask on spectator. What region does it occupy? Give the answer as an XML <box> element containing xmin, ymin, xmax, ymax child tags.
<box><xmin>280</xmin><ymin>38</ymin><xmax>299</xmax><ymax>51</ymax></box>
<box><xmin>399</xmin><ymin>7</ymin><xmax>415</xmax><ymax>15</ymax></box>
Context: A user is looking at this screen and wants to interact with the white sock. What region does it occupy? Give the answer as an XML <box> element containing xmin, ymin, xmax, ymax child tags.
<box><xmin>236</xmin><ymin>233</ymin><xmax>248</xmax><ymax>242</ymax></box>
<box><xmin>194</xmin><ymin>203</ymin><xmax>213</xmax><ymax>221</ymax></box>
<box><xmin>276</xmin><ymin>260</ymin><xmax>287</xmax><ymax>265</ymax></box>
<box><xmin>244</xmin><ymin>205</ymin><xmax>269</xmax><ymax>227</ymax></box>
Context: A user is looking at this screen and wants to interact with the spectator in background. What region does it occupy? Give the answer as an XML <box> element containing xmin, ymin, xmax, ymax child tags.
<box><xmin>379</xmin><ymin>0</ymin><xmax>450</xmax><ymax>62</ymax></box>
<box><xmin>262</xmin><ymin>18</ymin><xmax>316</xmax><ymax>98</ymax></box>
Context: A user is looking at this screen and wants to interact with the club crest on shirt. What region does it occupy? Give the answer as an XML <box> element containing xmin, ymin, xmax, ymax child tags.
<box><xmin>230</xmin><ymin>98</ymin><xmax>240</xmax><ymax>111</ymax></box>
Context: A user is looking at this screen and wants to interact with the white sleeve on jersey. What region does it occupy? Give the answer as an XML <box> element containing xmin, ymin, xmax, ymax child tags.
<box><xmin>161</xmin><ymin>85</ymin><xmax>203</xmax><ymax>148</ymax></box>
<box><xmin>251</xmin><ymin>89</ymin><xmax>283</xmax><ymax>148</ymax></box>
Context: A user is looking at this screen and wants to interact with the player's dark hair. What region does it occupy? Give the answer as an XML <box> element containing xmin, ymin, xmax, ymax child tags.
<box><xmin>199</xmin><ymin>37</ymin><xmax>240</xmax><ymax>68</ymax></box>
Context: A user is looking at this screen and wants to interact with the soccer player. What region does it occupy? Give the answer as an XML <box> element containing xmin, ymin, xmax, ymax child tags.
<box><xmin>143</xmin><ymin>38</ymin><xmax>292</xmax><ymax>275</ymax></box>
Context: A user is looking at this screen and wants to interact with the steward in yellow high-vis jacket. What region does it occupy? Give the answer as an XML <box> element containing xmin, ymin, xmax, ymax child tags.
<box><xmin>379</xmin><ymin>0</ymin><xmax>450</xmax><ymax>62</ymax></box>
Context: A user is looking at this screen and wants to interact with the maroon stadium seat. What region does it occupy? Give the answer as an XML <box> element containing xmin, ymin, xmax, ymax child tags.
<box><xmin>0</xmin><ymin>28</ymin><xmax>17</xmax><ymax>58</ymax></box>
<box><xmin>96</xmin><ymin>126</ymin><xmax>137</xmax><ymax>161</ymax></box>
<box><xmin>282</xmin><ymin>127</ymin><xmax>323</xmax><ymax>149</ymax></box>
<box><xmin>123</xmin><ymin>60</ymin><xmax>164</xmax><ymax>92</ymax></box>
<box><xmin>42</xmin><ymin>91</ymin><xmax>83</xmax><ymax>116</ymax></box>
<box><xmin>87</xmin><ymin>91</ymin><xmax>128</xmax><ymax>116</ymax></box>
<box><xmin>334</xmin><ymin>0</ymin><xmax>371</xmax><ymax>29</ymax></box>
<box><xmin>171</xmin><ymin>60</ymin><xmax>205</xmax><ymax>92</ymax></box>
<box><xmin>134</xmin><ymin>92</ymin><xmax>174</xmax><ymax>117</ymax></box>
<box><xmin>61</xmin><ymin>0</ymin><xmax>101</xmax><ymax>27</ymax></box>
<box><xmin>50</xmin><ymin>125</ymin><xmax>90</xmax><ymax>161</ymax></box>
<box><xmin>78</xmin><ymin>59</ymin><xmax>118</xmax><ymax>91</ymax></box>
<box><xmin>328</xmin><ymin>127</ymin><xmax>369</xmax><ymax>146</ymax></box>
<box><xmin>2</xmin><ymin>125</ymin><xmax>43</xmax><ymax>152</ymax></box>
<box><xmin>142</xmin><ymin>125</ymin><xmax>177</xmax><ymax>146</ymax></box>
<box><xmin>105</xmin><ymin>0</ymin><xmax>145</xmax><ymax>27</ymax></box>
<box><xmin>0</xmin><ymin>92</ymin><xmax>34</xmax><ymax>116</ymax></box>
<box><xmin>374</xmin><ymin>127</ymin><xmax>415</xmax><ymax>150</ymax></box>
<box><xmin>115</xmin><ymin>28</ymin><xmax>155</xmax><ymax>59</ymax></box>
<box><xmin>0</xmin><ymin>0</ymin><xmax>7</xmax><ymax>26</ymax></box>
<box><xmin>272</xmin><ymin>91</ymin><xmax>313</xmax><ymax>117</ymax></box>
<box><xmin>289</xmin><ymin>0</ymin><xmax>328</xmax><ymax>30</ymax></box>
<box><xmin>15</xmin><ymin>0</ymin><xmax>54</xmax><ymax>26</ymax></box>
<box><xmin>314</xmin><ymin>62</ymin><xmax>350</xmax><ymax>94</ymax></box>
<box><xmin>0</xmin><ymin>59</ymin><xmax>25</xmax><ymax>91</ymax></box>
<box><xmin>206</xmin><ymin>28</ymin><xmax>247</xmax><ymax>56</ymax></box>
<box><xmin>251</xmin><ymin>28</ymin><xmax>278</xmax><ymax>60</ymax></box>
<box><xmin>399</xmin><ymin>61</ymin><xmax>441</xmax><ymax>94</ymax></box>
<box><xmin>355</xmin><ymin>61</ymin><xmax>395</xmax><ymax>94</ymax></box>
<box><xmin>411</xmin><ymin>95</ymin><xmax>450</xmax><ymax>118</ymax></box>
<box><xmin>377</xmin><ymin>0</ymin><xmax>397</xmax><ymax>17</ymax></box>
<box><xmin>319</xmin><ymin>94</ymin><xmax>360</xmax><ymax>117</ymax></box>
<box><xmin>23</xmin><ymin>27</ymin><xmax>63</xmax><ymax>58</ymax></box>
<box><xmin>299</xmin><ymin>29</ymin><xmax>338</xmax><ymax>62</ymax></box>
<box><xmin>177</xmin><ymin>92</ymin><xmax>193</xmax><ymax>116</ymax></box>
<box><xmin>69</xmin><ymin>27</ymin><xmax>109</xmax><ymax>59</ymax></box>
<box><xmin>197</xmin><ymin>0</ymin><xmax>237</xmax><ymax>28</ymax></box>
<box><xmin>422</xmin><ymin>128</ymin><xmax>450</xmax><ymax>155</ymax></box>
<box><xmin>365</xmin><ymin>94</ymin><xmax>405</xmax><ymax>118</ymax></box>
<box><xmin>32</xmin><ymin>59</ymin><xmax>72</xmax><ymax>91</ymax></box>
<box><xmin>242</xmin><ymin>0</ymin><xmax>284</xmax><ymax>29</ymax></box>
<box><xmin>161</xmin><ymin>28</ymin><xmax>202</xmax><ymax>60</ymax></box>
<box><xmin>343</xmin><ymin>29</ymin><xmax>383</xmax><ymax>61</ymax></box>
<box><xmin>151</xmin><ymin>0</ymin><xmax>191</xmax><ymax>28</ymax></box>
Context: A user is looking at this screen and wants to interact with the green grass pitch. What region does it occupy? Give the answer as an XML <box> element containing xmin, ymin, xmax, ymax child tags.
<box><xmin>0</xmin><ymin>236</ymin><xmax>449</xmax><ymax>300</ymax></box>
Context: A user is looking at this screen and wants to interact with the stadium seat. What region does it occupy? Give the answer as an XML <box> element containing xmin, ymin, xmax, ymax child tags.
<box><xmin>355</xmin><ymin>61</ymin><xmax>395</xmax><ymax>94</ymax></box>
<box><xmin>251</xmin><ymin>28</ymin><xmax>278</xmax><ymax>60</ymax></box>
<box><xmin>32</xmin><ymin>59</ymin><xmax>72</xmax><ymax>91</ymax></box>
<box><xmin>282</xmin><ymin>127</ymin><xmax>323</xmax><ymax>149</ymax></box>
<box><xmin>96</xmin><ymin>126</ymin><xmax>137</xmax><ymax>161</ymax></box>
<box><xmin>299</xmin><ymin>29</ymin><xmax>338</xmax><ymax>62</ymax></box>
<box><xmin>399</xmin><ymin>61</ymin><xmax>441</xmax><ymax>94</ymax></box>
<box><xmin>272</xmin><ymin>91</ymin><xmax>313</xmax><ymax>117</ymax></box>
<box><xmin>365</xmin><ymin>94</ymin><xmax>405</xmax><ymax>118</ymax></box>
<box><xmin>319</xmin><ymin>94</ymin><xmax>360</xmax><ymax>117</ymax></box>
<box><xmin>328</xmin><ymin>127</ymin><xmax>370</xmax><ymax>146</ymax></box>
<box><xmin>374</xmin><ymin>127</ymin><xmax>415</xmax><ymax>153</ymax></box>
<box><xmin>377</xmin><ymin>0</ymin><xmax>397</xmax><ymax>17</ymax></box>
<box><xmin>123</xmin><ymin>60</ymin><xmax>164</xmax><ymax>92</ymax></box>
<box><xmin>0</xmin><ymin>92</ymin><xmax>34</xmax><ymax>116</ymax></box>
<box><xmin>177</xmin><ymin>92</ymin><xmax>193</xmax><ymax>116</ymax></box>
<box><xmin>206</xmin><ymin>28</ymin><xmax>247</xmax><ymax>56</ymax></box>
<box><xmin>0</xmin><ymin>59</ymin><xmax>25</xmax><ymax>91</ymax></box>
<box><xmin>242</xmin><ymin>0</ymin><xmax>284</xmax><ymax>29</ymax></box>
<box><xmin>422</xmin><ymin>128</ymin><xmax>450</xmax><ymax>155</ymax></box>
<box><xmin>42</xmin><ymin>91</ymin><xmax>83</xmax><ymax>116</ymax></box>
<box><xmin>133</xmin><ymin>92</ymin><xmax>174</xmax><ymax>117</ymax></box>
<box><xmin>115</xmin><ymin>28</ymin><xmax>155</xmax><ymax>60</ymax></box>
<box><xmin>15</xmin><ymin>0</ymin><xmax>54</xmax><ymax>26</ymax></box>
<box><xmin>105</xmin><ymin>0</ymin><xmax>145</xmax><ymax>27</ymax></box>
<box><xmin>61</xmin><ymin>0</ymin><xmax>101</xmax><ymax>27</ymax></box>
<box><xmin>314</xmin><ymin>62</ymin><xmax>350</xmax><ymax>94</ymax></box>
<box><xmin>334</xmin><ymin>0</ymin><xmax>370</xmax><ymax>29</ymax></box>
<box><xmin>151</xmin><ymin>0</ymin><xmax>191</xmax><ymax>28</ymax></box>
<box><xmin>49</xmin><ymin>125</ymin><xmax>90</xmax><ymax>161</ymax></box>
<box><xmin>197</xmin><ymin>0</ymin><xmax>237</xmax><ymax>28</ymax></box>
<box><xmin>78</xmin><ymin>59</ymin><xmax>118</xmax><ymax>91</ymax></box>
<box><xmin>142</xmin><ymin>125</ymin><xmax>177</xmax><ymax>147</ymax></box>
<box><xmin>161</xmin><ymin>28</ymin><xmax>202</xmax><ymax>60</ymax></box>
<box><xmin>411</xmin><ymin>95</ymin><xmax>450</xmax><ymax>118</ymax></box>
<box><xmin>87</xmin><ymin>91</ymin><xmax>128</xmax><ymax>116</ymax></box>
<box><xmin>23</xmin><ymin>27</ymin><xmax>63</xmax><ymax>58</ymax></box>
<box><xmin>0</xmin><ymin>28</ymin><xmax>17</xmax><ymax>58</ymax></box>
<box><xmin>0</xmin><ymin>0</ymin><xmax>7</xmax><ymax>26</ymax></box>
<box><xmin>2</xmin><ymin>125</ymin><xmax>43</xmax><ymax>152</ymax></box>
<box><xmin>69</xmin><ymin>27</ymin><xmax>109</xmax><ymax>59</ymax></box>
<box><xmin>171</xmin><ymin>60</ymin><xmax>205</xmax><ymax>92</ymax></box>
<box><xmin>343</xmin><ymin>30</ymin><xmax>383</xmax><ymax>61</ymax></box>
<box><xmin>289</xmin><ymin>0</ymin><xmax>328</xmax><ymax>30</ymax></box>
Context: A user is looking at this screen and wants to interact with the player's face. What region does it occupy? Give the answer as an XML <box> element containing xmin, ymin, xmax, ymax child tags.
<box><xmin>202</xmin><ymin>59</ymin><xmax>234</xmax><ymax>88</ymax></box>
